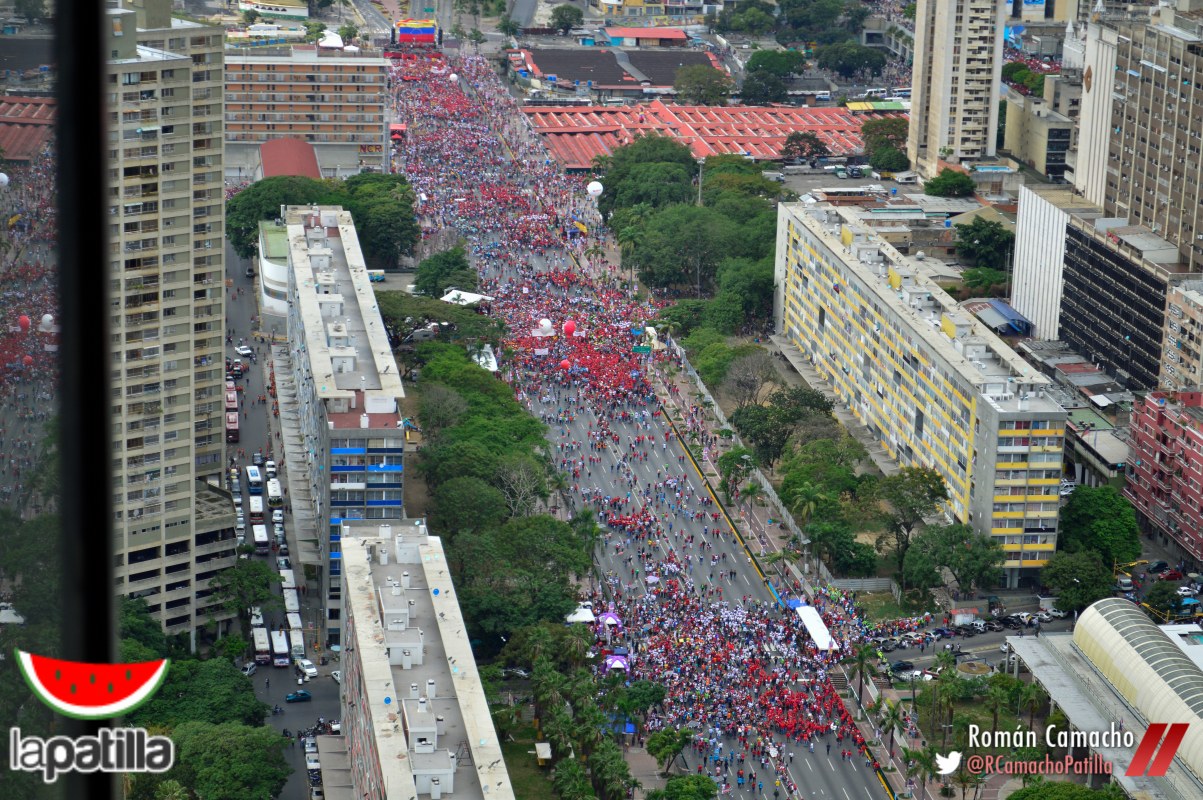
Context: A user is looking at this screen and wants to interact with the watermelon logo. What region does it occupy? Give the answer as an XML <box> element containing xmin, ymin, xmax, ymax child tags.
<box><xmin>15</xmin><ymin>649</ymin><xmax>169</xmax><ymax>720</ymax></box>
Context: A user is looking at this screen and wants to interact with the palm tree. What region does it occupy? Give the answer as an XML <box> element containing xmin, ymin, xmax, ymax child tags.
<box><xmin>572</xmin><ymin>700</ymin><xmax>609</xmax><ymax>757</ymax></box>
<box><xmin>1020</xmin><ymin>682</ymin><xmax>1046</xmax><ymax>728</ymax></box>
<box><xmin>543</xmin><ymin>704</ymin><xmax>576</xmax><ymax>756</ymax></box>
<box><xmin>843</xmin><ymin>643</ymin><xmax>878</xmax><ymax>706</ymax></box>
<box><xmin>983</xmin><ymin>684</ymin><xmax>1010</xmax><ymax>737</ymax></box>
<box><xmin>789</xmin><ymin>482</ymin><xmax>828</xmax><ymax>526</ymax></box>
<box><xmin>904</xmin><ymin>745</ymin><xmax>938</xmax><ymax>800</ymax></box>
<box><xmin>954</xmin><ymin>767</ymin><xmax>984</xmax><ymax>800</ymax></box>
<box><xmin>561</xmin><ymin>625</ymin><xmax>593</xmax><ymax>669</ymax></box>
<box><xmin>879</xmin><ymin>700</ymin><xmax>905</xmax><ymax>756</ymax></box>
<box><xmin>553</xmin><ymin>759</ymin><xmax>595</xmax><ymax>800</ymax></box>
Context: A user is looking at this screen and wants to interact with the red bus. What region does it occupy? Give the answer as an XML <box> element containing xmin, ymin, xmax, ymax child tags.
<box><xmin>225</xmin><ymin>412</ymin><xmax>240</xmax><ymax>443</ymax></box>
<box><xmin>225</xmin><ymin>390</ymin><xmax>239</xmax><ymax>412</ymax></box>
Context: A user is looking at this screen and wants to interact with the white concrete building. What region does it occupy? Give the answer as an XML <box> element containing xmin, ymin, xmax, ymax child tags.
<box><xmin>907</xmin><ymin>0</ymin><xmax>1006</xmax><ymax>177</ymax></box>
<box><xmin>281</xmin><ymin>205</ymin><xmax>406</xmax><ymax>647</ymax></box>
<box><xmin>1012</xmin><ymin>185</ymin><xmax>1103</xmax><ymax>340</ymax></box>
<box><xmin>335</xmin><ymin>521</ymin><xmax>515</xmax><ymax>800</ymax></box>
<box><xmin>1068</xmin><ymin>19</ymin><xmax>1118</xmax><ymax>205</ymax></box>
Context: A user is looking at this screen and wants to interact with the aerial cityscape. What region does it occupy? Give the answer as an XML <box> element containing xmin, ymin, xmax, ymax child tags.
<box><xmin>4</xmin><ymin>0</ymin><xmax>1203</xmax><ymax>797</ymax></box>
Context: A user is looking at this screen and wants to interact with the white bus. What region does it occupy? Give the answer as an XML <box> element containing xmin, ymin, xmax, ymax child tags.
<box><xmin>245</xmin><ymin>465</ymin><xmax>263</xmax><ymax>495</ymax></box>
<box><xmin>283</xmin><ymin>588</ymin><xmax>300</xmax><ymax>614</ymax></box>
<box><xmin>248</xmin><ymin>496</ymin><xmax>265</xmax><ymax>524</ymax></box>
<box><xmin>253</xmin><ymin>628</ymin><xmax>271</xmax><ymax>665</ymax></box>
<box><xmin>279</xmin><ymin>569</ymin><xmax>296</xmax><ymax>591</ymax></box>
<box><xmin>286</xmin><ymin>612</ymin><xmax>304</xmax><ymax>632</ymax></box>
<box><xmin>290</xmin><ymin>628</ymin><xmax>305</xmax><ymax>658</ymax></box>
<box><xmin>266</xmin><ymin>478</ymin><xmax>283</xmax><ymax>508</ymax></box>
<box><xmin>252</xmin><ymin>524</ymin><xmax>270</xmax><ymax>555</ymax></box>
<box><xmin>270</xmin><ymin>630</ymin><xmax>291</xmax><ymax>667</ymax></box>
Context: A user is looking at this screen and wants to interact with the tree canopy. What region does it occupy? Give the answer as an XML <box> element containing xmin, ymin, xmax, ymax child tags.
<box><xmin>954</xmin><ymin>217</ymin><xmax>1015</xmax><ymax>271</ymax></box>
<box><xmin>739</xmin><ymin>70</ymin><xmax>788</xmax><ymax>104</ymax></box>
<box><xmin>816</xmin><ymin>41</ymin><xmax>886</xmax><ymax>78</ymax></box>
<box><xmin>903</xmin><ymin>523</ymin><xmax>1003</xmax><ymax>592</ymax></box>
<box><xmin>129</xmin><ymin>659</ymin><xmax>270</xmax><ymax>729</ymax></box>
<box><xmin>414</xmin><ymin>246</ymin><xmax>477</xmax><ymax>297</ymax></box>
<box><xmin>224</xmin><ymin>173</ymin><xmax>418</xmax><ymax>269</ymax></box>
<box><xmin>1041</xmin><ymin>551</ymin><xmax>1115</xmax><ymax>611</ymax></box>
<box><xmin>674</xmin><ymin>64</ymin><xmax>735</xmax><ymax>105</ymax></box>
<box><xmin>1057</xmin><ymin>485</ymin><xmax>1141</xmax><ymax>567</ymax></box>
<box><xmin>746</xmin><ymin>49</ymin><xmax>807</xmax><ymax>78</ymax></box>
<box><xmin>550</xmin><ymin>3</ymin><xmax>583</xmax><ymax>33</ymax></box>
<box><xmin>781</xmin><ymin>131</ymin><xmax>830</xmax><ymax>162</ymax></box>
<box><xmin>923</xmin><ymin>168</ymin><xmax>977</xmax><ymax>197</ymax></box>
<box><xmin>872</xmin><ymin>467</ymin><xmax>949</xmax><ymax>570</ymax></box>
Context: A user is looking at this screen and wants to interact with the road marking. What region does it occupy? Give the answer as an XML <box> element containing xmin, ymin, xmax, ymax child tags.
<box><xmin>843</xmin><ymin>788</ymin><xmax>851</xmax><ymax>800</ymax></box>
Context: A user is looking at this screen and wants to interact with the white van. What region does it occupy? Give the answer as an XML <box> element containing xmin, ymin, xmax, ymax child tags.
<box><xmin>264</xmin><ymin>460</ymin><xmax>278</xmax><ymax>479</ymax></box>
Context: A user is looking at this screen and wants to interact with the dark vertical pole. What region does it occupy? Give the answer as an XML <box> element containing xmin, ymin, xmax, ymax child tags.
<box><xmin>56</xmin><ymin>2</ymin><xmax>115</xmax><ymax>799</ymax></box>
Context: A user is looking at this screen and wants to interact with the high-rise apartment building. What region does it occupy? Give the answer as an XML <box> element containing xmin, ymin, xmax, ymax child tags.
<box><xmin>1126</xmin><ymin>391</ymin><xmax>1203</xmax><ymax>562</ymax></box>
<box><xmin>907</xmin><ymin>0</ymin><xmax>1005</xmax><ymax>178</ymax></box>
<box><xmin>277</xmin><ymin>205</ymin><xmax>405</xmax><ymax>648</ymax></box>
<box><xmin>775</xmin><ymin>203</ymin><xmax>1067</xmax><ymax>586</ymax></box>
<box><xmin>106</xmin><ymin>0</ymin><xmax>236</xmax><ymax>635</ymax></box>
<box><xmin>223</xmin><ymin>47</ymin><xmax>388</xmax><ymax>179</ymax></box>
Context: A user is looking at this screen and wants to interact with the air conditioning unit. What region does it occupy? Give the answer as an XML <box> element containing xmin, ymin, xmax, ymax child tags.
<box><xmin>1170</xmin><ymin>321</ymin><xmax>1180</xmax><ymax>331</ymax></box>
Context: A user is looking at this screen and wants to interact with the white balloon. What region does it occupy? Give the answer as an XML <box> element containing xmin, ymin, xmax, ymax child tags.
<box><xmin>0</xmin><ymin>173</ymin><xmax>9</xmax><ymax>188</ymax></box>
<box><xmin>449</xmin><ymin>73</ymin><xmax>459</xmax><ymax>83</ymax></box>
<box><xmin>586</xmin><ymin>181</ymin><xmax>603</xmax><ymax>197</ymax></box>
<box><xmin>41</xmin><ymin>314</ymin><xmax>53</xmax><ymax>328</ymax></box>
<box><xmin>539</xmin><ymin>318</ymin><xmax>552</xmax><ymax>329</ymax></box>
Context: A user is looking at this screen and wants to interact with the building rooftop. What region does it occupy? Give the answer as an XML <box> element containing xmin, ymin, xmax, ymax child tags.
<box><xmin>195</xmin><ymin>481</ymin><xmax>237</xmax><ymax>526</ymax></box>
<box><xmin>225</xmin><ymin>45</ymin><xmax>387</xmax><ymax>63</ymax></box>
<box><xmin>260</xmin><ymin>138</ymin><xmax>322</xmax><ymax>180</ymax></box>
<box><xmin>0</xmin><ymin>96</ymin><xmax>55</xmax><ymax>162</ymax></box>
<box><xmin>527</xmin><ymin>98</ymin><xmax>904</xmax><ymax>167</ymax></box>
<box><xmin>341</xmin><ymin>521</ymin><xmax>515</xmax><ymax>800</ymax></box>
<box><xmin>285</xmin><ymin>206</ymin><xmax>403</xmax><ymax>429</ymax></box>
<box><xmin>787</xmin><ymin>203</ymin><xmax>1061</xmax><ymax>413</ymax></box>
<box><xmin>604</xmin><ymin>27</ymin><xmax>687</xmax><ymax>40</ymax></box>
<box><xmin>260</xmin><ymin>221</ymin><xmax>290</xmax><ymax>262</ymax></box>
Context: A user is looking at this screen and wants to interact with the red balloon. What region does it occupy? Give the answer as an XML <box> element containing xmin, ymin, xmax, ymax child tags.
<box><xmin>563</xmin><ymin>320</ymin><xmax>577</xmax><ymax>337</ymax></box>
<box><xmin>17</xmin><ymin>315</ymin><xmax>30</xmax><ymax>332</ymax></box>
<box><xmin>560</xmin><ymin>359</ymin><xmax>571</xmax><ymax>370</ymax></box>
<box><xmin>22</xmin><ymin>355</ymin><xmax>33</xmax><ymax>366</ymax></box>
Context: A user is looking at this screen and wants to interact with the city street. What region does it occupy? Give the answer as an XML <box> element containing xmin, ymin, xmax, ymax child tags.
<box><xmin>225</xmin><ymin>244</ymin><xmax>341</xmax><ymax>800</ymax></box>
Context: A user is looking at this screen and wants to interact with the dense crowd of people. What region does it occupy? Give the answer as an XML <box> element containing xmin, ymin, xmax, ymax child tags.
<box><xmin>0</xmin><ymin>147</ymin><xmax>59</xmax><ymax>512</ymax></box>
<box><xmin>392</xmin><ymin>50</ymin><xmax>912</xmax><ymax>797</ymax></box>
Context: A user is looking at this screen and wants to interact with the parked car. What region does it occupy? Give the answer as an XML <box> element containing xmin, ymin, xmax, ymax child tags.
<box><xmin>1035</xmin><ymin>612</ymin><xmax>1052</xmax><ymax>623</ymax></box>
<box><xmin>1147</xmin><ymin>560</ymin><xmax>1170</xmax><ymax>574</ymax></box>
<box><xmin>931</xmin><ymin>627</ymin><xmax>955</xmax><ymax>639</ymax></box>
<box><xmin>276</xmin><ymin>556</ymin><xmax>291</xmax><ymax>570</ymax></box>
<box><xmin>1047</xmin><ymin>608</ymin><xmax>1068</xmax><ymax>619</ymax></box>
<box><xmin>252</xmin><ymin>452</ymin><xmax>264</xmax><ymax>466</ymax></box>
<box><xmin>889</xmin><ymin>660</ymin><xmax>915</xmax><ymax>674</ymax></box>
<box><xmin>879</xmin><ymin>639</ymin><xmax>897</xmax><ymax>652</ymax></box>
<box><xmin>331</xmin><ymin>671</ymin><xmax>342</xmax><ymax>684</ymax></box>
<box><xmin>985</xmin><ymin>621</ymin><xmax>1004</xmax><ymax>632</ymax></box>
<box><xmin>285</xmin><ymin>690</ymin><xmax>312</xmax><ymax>703</ymax></box>
<box><xmin>1177</xmin><ymin>585</ymin><xmax>1199</xmax><ymax>597</ymax></box>
<box><xmin>241</xmin><ymin>663</ymin><xmax>257</xmax><ymax>677</ymax></box>
<box><xmin>265</xmin><ymin>460</ymin><xmax>278</xmax><ymax>479</ymax></box>
<box><xmin>304</xmin><ymin>737</ymin><xmax>318</xmax><ymax>754</ymax></box>
<box><xmin>272</xmin><ymin>510</ymin><xmax>285</xmax><ymax>525</ymax></box>
<box><xmin>295</xmin><ymin>658</ymin><xmax>318</xmax><ymax>678</ymax></box>
<box><xmin>1161</xmin><ymin>570</ymin><xmax>1185</xmax><ymax>582</ymax></box>
<box><xmin>235</xmin><ymin>345</ymin><xmax>254</xmax><ymax>357</ymax></box>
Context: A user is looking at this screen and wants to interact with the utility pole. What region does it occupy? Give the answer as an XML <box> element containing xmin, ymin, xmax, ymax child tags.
<box><xmin>696</xmin><ymin>157</ymin><xmax>705</xmax><ymax>207</ymax></box>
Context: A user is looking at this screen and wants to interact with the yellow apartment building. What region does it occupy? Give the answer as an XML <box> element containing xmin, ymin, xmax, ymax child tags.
<box><xmin>775</xmin><ymin>203</ymin><xmax>1068</xmax><ymax>587</ymax></box>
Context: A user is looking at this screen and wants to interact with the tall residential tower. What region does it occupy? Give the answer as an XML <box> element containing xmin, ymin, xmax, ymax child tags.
<box><xmin>106</xmin><ymin>0</ymin><xmax>236</xmax><ymax>636</ymax></box>
<box><xmin>908</xmin><ymin>0</ymin><xmax>1006</xmax><ymax>177</ymax></box>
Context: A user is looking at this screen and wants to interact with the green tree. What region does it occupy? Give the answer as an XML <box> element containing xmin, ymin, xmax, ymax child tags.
<box><xmin>954</xmin><ymin>217</ymin><xmax>1015</xmax><ymax>270</ymax></box>
<box><xmin>121</xmin><ymin>597</ymin><xmax>170</xmax><ymax>657</ymax></box>
<box><xmin>872</xmin><ymin>466</ymin><xmax>948</xmax><ymax>570</ymax></box>
<box><xmin>1145</xmin><ymin>581</ymin><xmax>1184</xmax><ymax>621</ymax></box>
<box><xmin>550</xmin><ymin>3</ymin><xmax>584</xmax><ymax>33</ymax></box>
<box><xmin>816</xmin><ymin>41</ymin><xmax>887</xmax><ymax>78</ymax></box>
<box><xmin>129</xmin><ymin>659</ymin><xmax>270</xmax><ymax>728</ymax></box>
<box><xmin>769</xmin><ymin>385</ymin><xmax>835</xmax><ymax>420</ymax></box>
<box><xmin>613</xmin><ymin>162</ymin><xmax>695</xmax><ymax>209</ymax></box>
<box><xmin>674</xmin><ymin>64</ymin><xmax>735</xmax><ymax>105</ymax></box>
<box><xmin>168</xmin><ymin>721</ymin><xmax>291</xmax><ymax>800</ymax></box>
<box><xmin>1041</xmin><ymin>551</ymin><xmax>1114</xmax><ymax>611</ymax></box>
<box><xmin>553</xmin><ymin>758</ymin><xmax>598</xmax><ymax>800</ymax></box>
<box><xmin>468</xmin><ymin>28</ymin><xmax>487</xmax><ymax>51</ymax></box>
<box><xmin>730</xmin><ymin>403</ymin><xmax>794</xmax><ymax>469</ymax></box>
<box><xmin>593</xmin><ymin>134</ymin><xmax>697</xmax><ymax>219</ymax></box>
<box><xmin>430</xmin><ymin>476</ymin><xmax>509</xmax><ymax>538</ymax></box>
<box><xmin>1008</xmin><ymin>781</ymin><xmax>1126</xmax><ymax>800</ymax></box>
<box><xmin>337</xmin><ymin>22</ymin><xmax>359</xmax><ymax>41</ymax></box>
<box><xmin>241</xmin><ymin>8</ymin><xmax>260</xmax><ymax>25</ymax></box>
<box><xmin>740</xmin><ymin>70</ymin><xmax>788</xmax><ymax>104</ymax></box>
<box><xmin>903</xmin><ymin>523</ymin><xmax>1003</xmax><ymax>592</ymax></box>
<box><xmin>206</xmin><ymin>559</ymin><xmax>283</xmax><ymax>621</ymax></box>
<box><xmin>646</xmin><ymin>727</ymin><xmax>694</xmax><ymax>776</ymax></box>
<box><xmin>414</xmin><ymin>246</ymin><xmax>476</xmax><ymax>297</ymax></box>
<box><xmin>303</xmin><ymin>20</ymin><xmax>327</xmax><ymax>42</ymax></box>
<box><xmin>960</xmin><ymin>267</ymin><xmax>1011</xmax><ymax>292</ymax></box>
<box><xmin>842</xmin><ymin>642</ymin><xmax>878</xmax><ymax>704</ymax></box>
<box><xmin>225</xmin><ymin>176</ymin><xmax>329</xmax><ymax>258</ymax></box>
<box><xmin>627</xmin><ymin>205</ymin><xmax>742</xmax><ymax>292</ymax></box>
<box><xmin>14</xmin><ymin>0</ymin><xmax>44</xmax><ymax>23</ymax></box>
<box><xmin>861</xmin><ymin>117</ymin><xmax>909</xmax><ymax>155</ymax></box>
<box><xmin>869</xmin><ymin>145</ymin><xmax>909</xmax><ymax>172</ymax></box>
<box><xmin>746</xmin><ymin>49</ymin><xmax>807</xmax><ymax>77</ymax></box>
<box><xmin>1058</xmin><ymin>485</ymin><xmax>1141</xmax><ymax>567</ymax></box>
<box><xmin>646</xmin><ymin>774</ymin><xmax>719</xmax><ymax>800</ymax></box>
<box><xmin>780</xmin><ymin>131</ymin><xmax>830</xmax><ymax>162</ymax></box>
<box><xmin>924</xmin><ymin>168</ymin><xmax>977</xmax><ymax>197</ymax></box>
<box><xmin>497</xmin><ymin>13</ymin><xmax>522</xmax><ymax>37</ymax></box>
<box><xmin>902</xmin><ymin>2</ymin><xmax>916</xmax><ymax>18</ymax></box>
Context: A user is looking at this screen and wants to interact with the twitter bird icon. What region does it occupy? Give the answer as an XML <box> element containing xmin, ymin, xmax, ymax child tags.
<box><xmin>936</xmin><ymin>751</ymin><xmax>962</xmax><ymax>775</ymax></box>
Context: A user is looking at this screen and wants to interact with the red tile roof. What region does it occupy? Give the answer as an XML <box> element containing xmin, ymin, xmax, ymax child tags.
<box><xmin>0</xmin><ymin>96</ymin><xmax>55</xmax><ymax>162</ymax></box>
<box><xmin>525</xmin><ymin>99</ymin><xmax>905</xmax><ymax>169</ymax></box>
<box><xmin>604</xmin><ymin>27</ymin><xmax>688</xmax><ymax>40</ymax></box>
<box><xmin>259</xmin><ymin>137</ymin><xmax>322</xmax><ymax>180</ymax></box>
